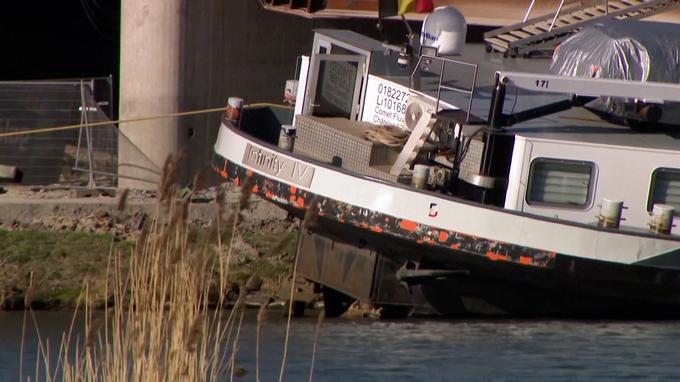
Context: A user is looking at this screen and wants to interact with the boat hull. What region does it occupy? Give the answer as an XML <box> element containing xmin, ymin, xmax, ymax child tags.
<box><xmin>215</xmin><ymin>155</ymin><xmax>680</xmax><ymax>318</ymax></box>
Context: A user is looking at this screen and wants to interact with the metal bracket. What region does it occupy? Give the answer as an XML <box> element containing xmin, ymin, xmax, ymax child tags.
<box><xmin>389</xmin><ymin>101</ymin><xmax>436</xmax><ymax>175</ymax></box>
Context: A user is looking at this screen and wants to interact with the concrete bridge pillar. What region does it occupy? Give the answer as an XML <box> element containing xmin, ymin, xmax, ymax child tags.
<box><xmin>118</xmin><ymin>0</ymin><xmax>183</xmax><ymax>189</ymax></box>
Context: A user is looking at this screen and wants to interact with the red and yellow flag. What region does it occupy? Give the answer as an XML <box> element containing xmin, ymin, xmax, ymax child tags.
<box><xmin>379</xmin><ymin>0</ymin><xmax>434</xmax><ymax>17</ymax></box>
<box><xmin>398</xmin><ymin>0</ymin><xmax>434</xmax><ymax>15</ymax></box>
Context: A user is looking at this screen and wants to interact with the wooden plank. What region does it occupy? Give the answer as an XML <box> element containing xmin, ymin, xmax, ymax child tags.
<box><xmin>553</xmin><ymin>17</ymin><xmax>574</xmax><ymax>27</ymax></box>
<box><xmin>509</xmin><ymin>30</ymin><xmax>531</xmax><ymax>38</ymax></box>
<box><xmin>534</xmin><ymin>21</ymin><xmax>553</xmax><ymax>30</ymax></box>
<box><xmin>581</xmin><ymin>6</ymin><xmax>605</xmax><ymax>16</ymax></box>
<box><xmin>497</xmin><ymin>33</ymin><xmax>519</xmax><ymax>42</ymax></box>
<box><xmin>521</xmin><ymin>25</ymin><xmax>544</xmax><ymax>35</ymax></box>
<box><xmin>558</xmin><ymin>14</ymin><xmax>581</xmax><ymax>24</ymax></box>
<box><xmin>325</xmin><ymin>0</ymin><xmax>378</xmax><ymax>11</ymax></box>
<box><xmin>574</xmin><ymin>8</ymin><xmax>604</xmax><ymax>20</ymax></box>
<box><xmin>484</xmin><ymin>37</ymin><xmax>509</xmax><ymax>50</ymax></box>
<box><xmin>607</xmin><ymin>1</ymin><xmax>627</xmax><ymax>10</ymax></box>
<box><xmin>572</xmin><ymin>10</ymin><xmax>597</xmax><ymax>18</ymax></box>
<box><xmin>620</xmin><ymin>0</ymin><xmax>643</xmax><ymax>5</ymax></box>
<box><xmin>533</xmin><ymin>21</ymin><xmax>548</xmax><ymax>29</ymax></box>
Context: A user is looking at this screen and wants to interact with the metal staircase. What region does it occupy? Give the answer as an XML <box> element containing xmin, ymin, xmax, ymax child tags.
<box><xmin>484</xmin><ymin>0</ymin><xmax>680</xmax><ymax>57</ymax></box>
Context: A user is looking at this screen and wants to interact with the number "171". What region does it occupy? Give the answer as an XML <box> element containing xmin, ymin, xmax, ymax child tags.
<box><xmin>535</xmin><ymin>79</ymin><xmax>549</xmax><ymax>88</ymax></box>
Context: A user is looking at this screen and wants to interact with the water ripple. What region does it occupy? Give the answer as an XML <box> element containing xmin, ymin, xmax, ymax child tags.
<box><xmin>2</xmin><ymin>311</ymin><xmax>680</xmax><ymax>381</ymax></box>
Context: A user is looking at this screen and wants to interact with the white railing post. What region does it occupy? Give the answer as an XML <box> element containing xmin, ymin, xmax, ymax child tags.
<box><xmin>523</xmin><ymin>0</ymin><xmax>537</xmax><ymax>22</ymax></box>
<box><xmin>549</xmin><ymin>0</ymin><xmax>567</xmax><ymax>31</ymax></box>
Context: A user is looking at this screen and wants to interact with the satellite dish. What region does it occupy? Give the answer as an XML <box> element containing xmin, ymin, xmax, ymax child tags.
<box><xmin>421</xmin><ymin>6</ymin><xmax>467</xmax><ymax>56</ymax></box>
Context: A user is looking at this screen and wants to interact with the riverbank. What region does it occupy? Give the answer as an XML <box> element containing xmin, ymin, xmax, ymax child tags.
<box><xmin>0</xmin><ymin>184</ymin><xmax>298</xmax><ymax>309</ymax></box>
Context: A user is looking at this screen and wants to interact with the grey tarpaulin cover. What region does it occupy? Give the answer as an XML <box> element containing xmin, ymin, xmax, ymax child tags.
<box><xmin>550</xmin><ymin>19</ymin><xmax>680</xmax><ymax>83</ymax></box>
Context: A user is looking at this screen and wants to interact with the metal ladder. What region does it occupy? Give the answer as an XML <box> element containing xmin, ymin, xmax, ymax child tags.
<box><xmin>484</xmin><ymin>0</ymin><xmax>680</xmax><ymax>57</ymax></box>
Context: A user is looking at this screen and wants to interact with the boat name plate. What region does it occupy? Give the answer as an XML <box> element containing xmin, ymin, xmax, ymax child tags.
<box><xmin>242</xmin><ymin>143</ymin><xmax>315</xmax><ymax>188</ymax></box>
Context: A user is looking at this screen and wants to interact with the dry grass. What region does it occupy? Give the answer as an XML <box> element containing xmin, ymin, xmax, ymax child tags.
<box><xmin>25</xmin><ymin>155</ymin><xmax>254</xmax><ymax>381</ymax></box>
<box><xmin>308</xmin><ymin>309</ymin><xmax>325</xmax><ymax>382</ymax></box>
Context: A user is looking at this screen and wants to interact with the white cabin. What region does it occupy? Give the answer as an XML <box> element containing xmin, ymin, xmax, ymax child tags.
<box><xmin>292</xmin><ymin>29</ymin><xmax>680</xmax><ymax>235</ymax></box>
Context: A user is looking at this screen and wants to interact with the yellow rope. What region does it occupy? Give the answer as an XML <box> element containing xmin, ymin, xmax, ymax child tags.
<box><xmin>0</xmin><ymin>102</ymin><xmax>291</xmax><ymax>138</ymax></box>
<box><xmin>362</xmin><ymin>125</ymin><xmax>409</xmax><ymax>147</ymax></box>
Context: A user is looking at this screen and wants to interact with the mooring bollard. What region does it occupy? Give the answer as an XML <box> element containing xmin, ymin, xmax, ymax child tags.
<box><xmin>650</xmin><ymin>204</ymin><xmax>675</xmax><ymax>235</ymax></box>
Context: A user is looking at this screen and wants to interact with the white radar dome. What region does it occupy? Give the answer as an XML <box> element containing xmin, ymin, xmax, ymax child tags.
<box><xmin>420</xmin><ymin>6</ymin><xmax>467</xmax><ymax>56</ymax></box>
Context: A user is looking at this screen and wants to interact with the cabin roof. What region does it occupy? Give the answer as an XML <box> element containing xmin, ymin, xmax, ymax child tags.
<box><xmin>511</xmin><ymin>108</ymin><xmax>680</xmax><ymax>152</ymax></box>
<box><xmin>313</xmin><ymin>29</ymin><xmax>386</xmax><ymax>53</ymax></box>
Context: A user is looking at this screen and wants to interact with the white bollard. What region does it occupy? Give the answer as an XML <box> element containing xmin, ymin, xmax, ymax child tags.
<box><xmin>411</xmin><ymin>164</ymin><xmax>429</xmax><ymax>189</ymax></box>
<box><xmin>597</xmin><ymin>198</ymin><xmax>623</xmax><ymax>228</ymax></box>
<box><xmin>226</xmin><ymin>97</ymin><xmax>244</xmax><ymax>124</ymax></box>
<box><xmin>650</xmin><ymin>204</ymin><xmax>675</xmax><ymax>234</ymax></box>
<box><xmin>278</xmin><ymin>124</ymin><xmax>296</xmax><ymax>152</ymax></box>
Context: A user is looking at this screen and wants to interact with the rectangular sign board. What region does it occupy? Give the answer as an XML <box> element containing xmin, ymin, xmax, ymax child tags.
<box><xmin>242</xmin><ymin>144</ymin><xmax>315</xmax><ymax>188</ymax></box>
<box><xmin>361</xmin><ymin>75</ymin><xmax>411</xmax><ymax>128</ymax></box>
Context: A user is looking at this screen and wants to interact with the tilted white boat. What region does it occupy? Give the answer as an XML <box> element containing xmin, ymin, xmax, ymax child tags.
<box><xmin>213</xmin><ymin>24</ymin><xmax>680</xmax><ymax>318</ymax></box>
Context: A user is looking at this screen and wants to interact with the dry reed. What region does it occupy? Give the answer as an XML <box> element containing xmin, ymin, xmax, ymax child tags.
<box><xmin>308</xmin><ymin>309</ymin><xmax>325</xmax><ymax>382</ymax></box>
<box><xmin>256</xmin><ymin>304</ymin><xmax>266</xmax><ymax>382</ymax></box>
<box><xmin>22</xmin><ymin>156</ymin><xmax>325</xmax><ymax>382</ymax></box>
<box><xmin>25</xmin><ymin>155</ymin><xmax>253</xmax><ymax>382</ymax></box>
<box><xmin>116</xmin><ymin>188</ymin><xmax>129</xmax><ymax>213</ymax></box>
<box><xmin>279</xmin><ymin>198</ymin><xmax>318</xmax><ymax>382</ymax></box>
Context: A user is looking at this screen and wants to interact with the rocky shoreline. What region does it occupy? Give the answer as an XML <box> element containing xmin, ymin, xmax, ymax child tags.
<box><xmin>0</xmin><ymin>184</ymin><xmax>299</xmax><ymax>310</ymax></box>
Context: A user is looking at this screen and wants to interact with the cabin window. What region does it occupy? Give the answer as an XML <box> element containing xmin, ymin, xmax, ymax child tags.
<box><xmin>314</xmin><ymin>60</ymin><xmax>359</xmax><ymax>119</ymax></box>
<box><xmin>526</xmin><ymin>158</ymin><xmax>594</xmax><ymax>208</ymax></box>
<box><xmin>648</xmin><ymin>168</ymin><xmax>680</xmax><ymax>216</ymax></box>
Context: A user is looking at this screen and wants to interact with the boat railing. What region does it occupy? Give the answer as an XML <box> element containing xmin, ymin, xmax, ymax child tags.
<box><xmin>409</xmin><ymin>53</ymin><xmax>479</xmax><ymax>124</ymax></box>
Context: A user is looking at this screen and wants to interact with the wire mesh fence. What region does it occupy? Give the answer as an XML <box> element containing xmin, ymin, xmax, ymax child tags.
<box><xmin>0</xmin><ymin>78</ymin><xmax>119</xmax><ymax>187</ymax></box>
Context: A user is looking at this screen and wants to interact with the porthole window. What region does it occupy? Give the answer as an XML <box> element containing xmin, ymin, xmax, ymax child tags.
<box><xmin>527</xmin><ymin>158</ymin><xmax>595</xmax><ymax>208</ymax></box>
<box><xmin>648</xmin><ymin>168</ymin><xmax>680</xmax><ymax>216</ymax></box>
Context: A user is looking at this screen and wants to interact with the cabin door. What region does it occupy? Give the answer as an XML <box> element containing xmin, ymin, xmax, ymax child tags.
<box><xmin>304</xmin><ymin>54</ymin><xmax>366</xmax><ymax>121</ymax></box>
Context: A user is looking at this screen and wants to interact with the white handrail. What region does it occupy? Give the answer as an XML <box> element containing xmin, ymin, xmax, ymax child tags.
<box><xmin>549</xmin><ymin>0</ymin><xmax>567</xmax><ymax>31</ymax></box>
<box><xmin>523</xmin><ymin>0</ymin><xmax>537</xmax><ymax>22</ymax></box>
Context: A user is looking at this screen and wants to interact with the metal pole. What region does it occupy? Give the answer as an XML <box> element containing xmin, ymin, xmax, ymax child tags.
<box><xmin>80</xmin><ymin>81</ymin><xmax>96</xmax><ymax>189</ymax></box>
<box><xmin>75</xmin><ymin>88</ymin><xmax>84</xmax><ymax>171</ymax></box>
<box><xmin>290</xmin><ymin>55</ymin><xmax>302</xmax><ymax>123</ymax></box>
<box><xmin>523</xmin><ymin>0</ymin><xmax>537</xmax><ymax>22</ymax></box>
<box><xmin>549</xmin><ymin>0</ymin><xmax>566</xmax><ymax>31</ymax></box>
<box><xmin>436</xmin><ymin>58</ymin><xmax>445</xmax><ymax>115</ymax></box>
<box><xmin>467</xmin><ymin>66</ymin><xmax>479</xmax><ymax>124</ymax></box>
<box><xmin>487</xmin><ymin>73</ymin><xmax>507</xmax><ymax>130</ymax></box>
<box><xmin>482</xmin><ymin>73</ymin><xmax>507</xmax><ymax>176</ymax></box>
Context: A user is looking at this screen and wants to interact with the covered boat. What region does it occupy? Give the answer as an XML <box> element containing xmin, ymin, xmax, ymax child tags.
<box><xmin>551</xmin><ymin>19</ymin><xmax>680</xmax><ymax>127</ymax></box>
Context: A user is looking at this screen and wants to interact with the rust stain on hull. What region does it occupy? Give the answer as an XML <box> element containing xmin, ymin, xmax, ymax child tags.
<box><xmin>217</xmin><ymin>157</ymin><xmax>557</xmax><ymax>268</ymax></box>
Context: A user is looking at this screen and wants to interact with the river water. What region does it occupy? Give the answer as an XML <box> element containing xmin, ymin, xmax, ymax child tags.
<box><xmin>2</xmin><ymin>310</ymin><xmax>680</xmax><ymax>381</ymax></box>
